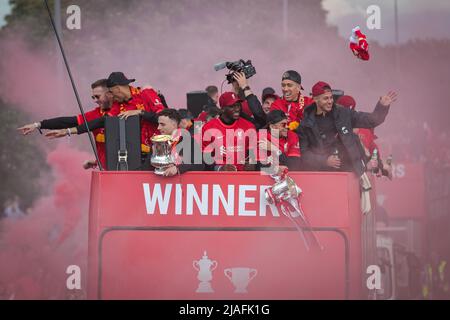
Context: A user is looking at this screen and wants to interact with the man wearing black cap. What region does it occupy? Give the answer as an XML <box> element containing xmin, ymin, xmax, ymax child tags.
<box><xmin>105</xmin><ymin>72</ymin><xmax>165</xmax><ymax>159</ymax></box>
<box><xmin>270</xmin><ymin>70</ymin><xmax>314</xmax><ymax>131</ymax></box>
<box><xmin>45</xmin><ymin>72</ymin><xmax>166</xmax><ymax>169</ymax></box>
<box><xmin>298</xmin><ymin>80</ymin><xmax>397</xmax><ymax>177</ymax></box>
<box><xmin>258</xmin><ymin>110</ymin><xmax>301</xmax><ymax>171</ymax></box>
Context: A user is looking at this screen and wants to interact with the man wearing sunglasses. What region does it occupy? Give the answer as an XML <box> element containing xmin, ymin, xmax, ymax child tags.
<box><xmin>44</xmin><ymin>72</ymin><xmax>166</xmax><ymax>170</ymax></box>
<box><xmin>17</xmin><ymin>79</ymin><xmax>115</xmax><ymax>169</ymax></box>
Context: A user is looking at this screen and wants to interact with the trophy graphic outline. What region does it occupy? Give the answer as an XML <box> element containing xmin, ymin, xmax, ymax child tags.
<box><xmin>224</xmin><ymin>267</ymin><xmax>258</xmax><ymax>293</ymax></box>
<box><xmin>193</xmin><ymin>251</ymin><xmax>218</xmax><ymax>293</ymax></box>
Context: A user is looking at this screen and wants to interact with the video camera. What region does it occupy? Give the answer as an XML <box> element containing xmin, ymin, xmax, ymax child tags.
<box><xmin>214</xmin><ymin>59</ymin><xmax>256</xmax><ymax>84</ymax></box>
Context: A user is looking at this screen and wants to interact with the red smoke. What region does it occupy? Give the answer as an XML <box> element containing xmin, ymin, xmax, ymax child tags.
<box><xmin>0</xmin><ymin>36</ymin><xmax>74</xmax><ymax>118</ymax></box>
<box><xmin>0</xmin><ymin>0</ymin><xmax>449</xmax><ymax>299</ymax></box>
<box><xmin>0</xmin><ymin>144</ymin><xmax>91</xmax><ymax>299</ymax></box>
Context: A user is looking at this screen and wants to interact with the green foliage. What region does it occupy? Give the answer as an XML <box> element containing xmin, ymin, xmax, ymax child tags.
<box><xmin>0</xmin><ymin>100</ymin><xmax>50</xmax><ymax>210</ymax></box>
<box><xmin>3</xmin><ymin>0</ymin><xmax>56</xmax><ymax>44</ymax></box>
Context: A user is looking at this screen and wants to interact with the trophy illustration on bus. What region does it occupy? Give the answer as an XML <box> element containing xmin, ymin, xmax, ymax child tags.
<box><xmin>224</xmin><ymin>267</ymin><xmax>258</xmax><ymax>293</ymax></box>
<box><xmin>193</xmin><ymin>251</ymin><xmax>218</xmax><ymax>293</ymax></box>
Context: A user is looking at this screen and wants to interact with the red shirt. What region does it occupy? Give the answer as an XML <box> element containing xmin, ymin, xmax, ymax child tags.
<box><xmin>271</xmin><ymin>130</ymin><xmax>301</xmax><ymax>157</ymax></box>
<box><xmin>77</xmin><ymin>106</ymin><xmax>118</xmax><ymax>169</ymax></box>
<box><xmin>270</xmin><ymin>94</ymin><xmax>314</xmax><ymax>127</ymax></box>
<box><xmin>202</xmin><ymin>117</ymin><xmax>256</xmax><ymax>171</ymax></box>
<box><xmin>112</xmin><ymin>86</ymin><xmax>165</xmax><ymax>153</ymax></box>
<box><xmin>196</xmin><ymin>111</ymin><xmax>208</xmax><ymax>123</ymax></box>
<box><xmin>258</xmin><ymin>130</ymin><xmax>301</xmax><ymax>163</ymax></box>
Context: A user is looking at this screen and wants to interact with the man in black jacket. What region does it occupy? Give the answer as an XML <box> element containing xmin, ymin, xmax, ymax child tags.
<box><xmin>297</xmin><ymin>81</ymin><xmax>397</xmax><ymax>177</ymax></box>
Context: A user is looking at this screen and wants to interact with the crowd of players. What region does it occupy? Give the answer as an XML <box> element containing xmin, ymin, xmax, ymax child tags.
<box><xmin>18</xmin><ymin>69</ymin><xmax>397</xmax><ymax>178</ymax></box>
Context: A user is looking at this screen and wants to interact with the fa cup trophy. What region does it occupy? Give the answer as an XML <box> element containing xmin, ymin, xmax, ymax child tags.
<box><xmin>150</xmin><ymin>135</ymin><xmax>175</xmax><ymax>175</ymax></box>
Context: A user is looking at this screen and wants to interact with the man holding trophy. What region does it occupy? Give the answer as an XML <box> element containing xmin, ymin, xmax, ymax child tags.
<box><xmin>151</xmin><ymin>109</ymin><xmax>204</xmax><ymax>176</ymax></box>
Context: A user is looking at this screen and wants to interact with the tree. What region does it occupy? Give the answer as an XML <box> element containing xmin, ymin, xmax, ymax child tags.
<box><xmin>0</xmin><ymin>99</ymin><xmax>49</xmax><ymax>211</ymax></box>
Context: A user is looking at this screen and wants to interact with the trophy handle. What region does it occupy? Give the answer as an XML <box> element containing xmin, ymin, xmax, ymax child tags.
<box><xmin>211</xmin><ymin>261</ymin><xmax>218</xmax><ymax>271</ymax></box>
<box><xmin>193</xmin><ymin>261</ymin><xmax>200</xmax><ymax>271</ymax></box>
<box><xmin>249</xmin><ymin>269</ymin><xmax>258</xmax><ymax>282</ymax></box>
<box><xmin>224</xmin><ymin>268</ymin><xmax>233</xmax><ymax>281</ymax></box>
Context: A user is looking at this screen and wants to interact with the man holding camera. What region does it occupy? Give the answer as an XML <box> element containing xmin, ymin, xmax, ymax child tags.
<box><xmin>229</xmin><ymin>72</ymin><xmax>267</xmax><ymax>130</ymax></box>
<box><xmin>270</xmin><ymin>70</ymin><xmax>314</xmax><ymax>131</ymax></box>
<box><xmin>201</xmin><ymin>92</ymin><xmax>257</xmax><ymax>171</ymax></box>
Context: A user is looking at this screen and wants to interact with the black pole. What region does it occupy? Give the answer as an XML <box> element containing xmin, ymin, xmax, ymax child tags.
<box><xmin>43</xmin><ymin>0</ymin><xmax>103</xmax><ymax>170</ymax></box>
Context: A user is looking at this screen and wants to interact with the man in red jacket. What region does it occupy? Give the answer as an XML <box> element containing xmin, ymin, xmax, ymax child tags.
<box><xmin>106</xmin><ymin>72</ymin><xmax>166</xmax><ymax>153</ymax></box>
<box><xmin>44</xmin><ymin>73</ymin><xmax>165</xmax><ymax>170</ymax></box>
<box><xmin>270</xmin><ymin>70</ymin><xmax>314</xmax><ymax>131</ymax></box>
<box><xmin>18</xmin><ymin>78</ymin><xmax>116</xmax><ymax>170</ymax></box>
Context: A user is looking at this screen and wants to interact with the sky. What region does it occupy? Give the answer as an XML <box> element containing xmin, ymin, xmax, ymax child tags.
<box><xmin>1</xmin><ymin>0</ymin><xmax>450</xmax><ymax>44</ymax></box>
<box><xmin>322</xmin><ymin>0</ymin><xmax>450</xmax><ymax>45</ymax></box>
<box><xmin>0</xmin><ymin>0</ymin><xmax>10</xmax><ymax>28</ymax></box>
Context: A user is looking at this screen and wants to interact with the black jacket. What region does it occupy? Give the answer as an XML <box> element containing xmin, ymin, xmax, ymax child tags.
<box><xmin>173</xmin><ymin>127</ymin><xmax>205</xmax><ymax>174</ymax></box>
<box><xmin>297</xmin><ymin>101</ymin><xmax>390</xmax><ymax>176</ymax></box>
<box><xmin>239</xmin><ymin>93</ymin><xmax>267</xmax><ymax>130</ymax></box>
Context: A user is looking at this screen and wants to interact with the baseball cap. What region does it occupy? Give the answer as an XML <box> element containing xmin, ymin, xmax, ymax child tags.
<box><xmin>336</xmin><ymin>95</ymin><xmax>356</xmax><ymax>110</ymax></box>
<box><xmin>311</xmin><ymin>81</ymin><xmax>332</xmax><ymax>97</ymax></box>
<box><xmin>282</xmin><ymin>70</ymin><xmax>304</xmax><ymax>90</ymax></box>
<box><xmin>219</xmin><ymin>92</ymin><xmax>243</xmax><ymax>108</ymax></box>
<box><xmin>261</xmin><ymin>87</ymin><xmax>279</xmax><ymax>102</ymax></box>
<box><xmin>106</xmin><ymin>72</ymin><xmax>135</xmax><ymax>88</ymax></box>
<box><xmin>266</xmin><ymin>110</ymin><xmax>287</xmax><ymax>124</ymax></box>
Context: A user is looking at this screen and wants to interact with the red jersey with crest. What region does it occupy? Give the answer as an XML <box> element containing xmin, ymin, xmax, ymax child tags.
<box><xmin>202</xmin><ymin>117</ymin><xmax>256</xmax><ymax>171</ymax></box>
<box><xmin>257</xmin><ymin>130</ymin><xmax>301</xmax><ymax>163</ymax></box>
<box><xmin>76</xmin><ymin>106</ymin><xmax>118</xmax><ymax>169</ymax></box>
<box><xmin>270</xmin><ymin>94</ymin><xmax>313</xmax><ymax>128</ymax></box>
<box><xmin>270</xmin><ymin>130</ymin><xmax>301</xmax><ymax>157</ymax></box>
<box><xmin>111</xmin><ymin>86</ymin><xmax>165</xmax><ymax>153</ymax></box>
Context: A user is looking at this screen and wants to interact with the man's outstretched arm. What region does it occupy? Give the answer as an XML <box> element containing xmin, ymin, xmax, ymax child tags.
<box><xmin>351</xmin><ymin>91</ymin><xmax>397</xmax><ymax>129</ymax></box>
